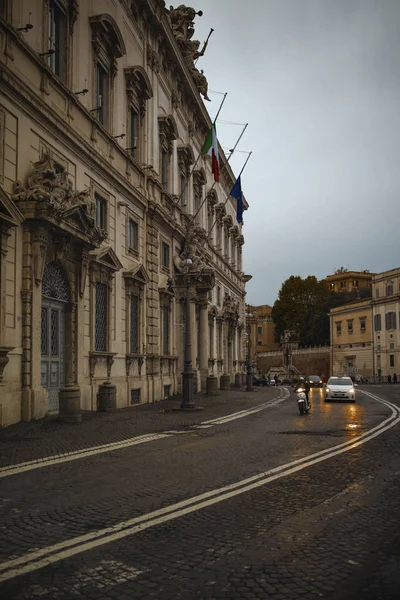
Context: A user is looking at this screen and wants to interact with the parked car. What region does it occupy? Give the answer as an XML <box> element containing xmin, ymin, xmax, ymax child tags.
<box><xmin>307</xmin><ymin>375</ymin><xmax>323</xmax><ymax>387</ymax></box>
<box><xmin>253</xmin><ymin>376</ymin><xmax>268</xmax><ymax>387</ymax></box>
<box><xmin>325</xmin><ymin>376</ymin><xmax>356</xmax><ymax>402</ymax></box>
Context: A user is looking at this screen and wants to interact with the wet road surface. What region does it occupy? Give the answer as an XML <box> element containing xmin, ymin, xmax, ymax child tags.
<box><xmin>1</xmin><ymin>385</ymin><xmax>400</xmax><ymax>599</ymax></box>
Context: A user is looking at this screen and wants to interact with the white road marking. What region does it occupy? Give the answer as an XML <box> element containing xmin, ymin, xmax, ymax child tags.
<box><xmin>0</xmin><ymin>390</ymin><xmax>397</xmax><ymax>582</ymax></box>
<box><xmin>0</xmin><ymin>390</ymin><xmax>289</xmax><ymax>479</ymax></box>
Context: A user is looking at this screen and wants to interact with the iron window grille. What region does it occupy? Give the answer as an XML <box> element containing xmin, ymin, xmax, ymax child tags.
<box><xmin>95</xmin><ymin>283</ymin><xmax>108</xmax><ymax>352</ymax></box>
<box><xmin>130</xmin><ymin>295</ymin><xmax>139</xmax><ymax>354</ymax></box>
<box><xmin>131</xmin><ymin>389</ymin><xmax>140</xmax><ymax>405</ymax></box>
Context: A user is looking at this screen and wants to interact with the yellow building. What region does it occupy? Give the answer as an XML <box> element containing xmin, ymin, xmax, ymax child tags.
<box><xmin>325</xmin><ymin>270</ymin><xmax>373</xmax><ymax>294</ymax></box>
<box><xmin>329</xmin><ymin>299</ymin><xmax>373</xmax><ymax>378</ymax></box>
<box><xmin>247</xmin><ymin>304</ymin><xmax>279</xmax><ymax>367</ymax></box>
<box><xmin>372</xmin><ymin>268</ymin><xmax>400</xmax><ymax>380</ymax></box>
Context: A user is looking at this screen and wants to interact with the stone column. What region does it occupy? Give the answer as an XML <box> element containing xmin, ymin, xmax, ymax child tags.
<box><xmin>199</xmin><ymin>299</ymin><xmax>209</xmax><ymax>391</ymax></box>
<box><xmin>190</xmin><ymin>293</ymin><xmax>197</xmax><ymax>387</ymax></box>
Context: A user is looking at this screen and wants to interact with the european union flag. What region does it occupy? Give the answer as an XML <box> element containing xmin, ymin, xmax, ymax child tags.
<box><xmin>231</xmin><ymin>175</ymin><xmax>243</xmax><ymax>224</ymax></box>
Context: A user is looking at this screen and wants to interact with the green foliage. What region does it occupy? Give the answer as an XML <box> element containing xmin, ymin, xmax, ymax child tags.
<box><xmin>271</xmin><ymin>277</ymin><xmax>372</xmax><ymax>347</ymax></box>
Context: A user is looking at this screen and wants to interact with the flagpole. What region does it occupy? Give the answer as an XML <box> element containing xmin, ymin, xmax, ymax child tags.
<box><xmin>206</xmin><ymin>151</ymin><xmax>252</xmax><ymax>240</ymax></box>
<box><xmin>179</xmin><ymin>92</ymin><xmax>228</xmax><ymax>207</ymax></box>
<box><xmin>226</xmin><ymin>123</ymin><xmax>248</xmax><ymax>161</ymax></box>
<box><xmin>191</xmin><ymin>122</ymin><xmax>247</xmax><ymax>222</ymax></box>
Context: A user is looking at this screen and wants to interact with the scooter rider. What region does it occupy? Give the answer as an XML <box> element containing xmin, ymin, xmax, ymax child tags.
<box><xmin>297</xmin><ymin>376</ymin><xmax>310</xmax><ymax>409</ymax></box>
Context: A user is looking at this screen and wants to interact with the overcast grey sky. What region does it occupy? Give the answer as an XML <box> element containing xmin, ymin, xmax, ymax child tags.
<box><xmin>192</xmin><ymin>0</ymin><xmax>400</xmax><ymax>305</ymax></box>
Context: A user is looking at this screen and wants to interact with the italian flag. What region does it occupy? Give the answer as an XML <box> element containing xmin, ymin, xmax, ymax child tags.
<box><xmin>201</xmin><ymin>122</ymin><xmax>219</xmax><ymax>182</ymax></box>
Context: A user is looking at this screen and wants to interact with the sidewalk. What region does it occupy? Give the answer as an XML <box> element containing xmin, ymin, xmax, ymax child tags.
<box><xmin>0</xmin><ymin>386</ymin><xmax>280</xmax><ymax>468</ymax></box>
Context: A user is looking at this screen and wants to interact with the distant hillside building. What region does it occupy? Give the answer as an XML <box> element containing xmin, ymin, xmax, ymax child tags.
<box><xmin>325</xmin><ymin>269</ymin><xmax>374</xmax><ymax>294</ymax></box>
<box><xmin>247</xmin><ymin>304</ymin><xmax>279</xmax><ymax>367</ymax></box>
<box><xmin>372</xmin><ymin>267</ymin><xmax>400</xmax><ymax>380</ymax></box>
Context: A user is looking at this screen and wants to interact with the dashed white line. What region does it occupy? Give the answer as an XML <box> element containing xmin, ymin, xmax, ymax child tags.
<box><xmin>0</xmin><ymin>390</ymin><xmax>397</xmax><ymax>582</ymax></box>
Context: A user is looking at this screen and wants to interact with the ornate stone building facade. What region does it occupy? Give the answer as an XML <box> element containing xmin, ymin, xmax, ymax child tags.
<box><xmin>0</xmin><ymin>1</ymin><xmax>249</xmax><ymax>426</ymax></box>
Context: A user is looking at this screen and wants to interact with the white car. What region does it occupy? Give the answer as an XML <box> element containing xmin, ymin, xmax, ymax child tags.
<box><xmin>325</xmin><ymin>377</ymin><xmax>356</xmax><ymax>402</ymax></box>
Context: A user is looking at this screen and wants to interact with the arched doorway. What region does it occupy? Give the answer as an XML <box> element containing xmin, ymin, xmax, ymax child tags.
<box><xmin>40</xmin><ymin>262</ymin><xmax>70</xmax><ymax>412</ymax></box>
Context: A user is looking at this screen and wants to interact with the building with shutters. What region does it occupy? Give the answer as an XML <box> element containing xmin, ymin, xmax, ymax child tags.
<box><xmin>372</xmin><ymin>267</ymin><xmax>400</xmax><ymax>380</ymax></box>
<box><xmin>329</xmin><ymin>299</ymin><xmax>373</xmax><ymax>378</ymax></box>
<box><xmin>0</xmin><ymin>1</ymin><xmax>249</xmax><ymax>427</ymax></box>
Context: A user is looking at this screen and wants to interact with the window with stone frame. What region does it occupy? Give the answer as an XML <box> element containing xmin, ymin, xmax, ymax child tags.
<box><xmin>347</xmin><ymin>319</ymin><xmax>354</xmax><ymax>334</ymax></box>
<box><xmin>336</xmin><ymin>321</ymin><xmax>342</xmax><ymax>335</ymax></box>
<box><xmin>47</xmin><ymin>0</ymin><xmax>68</xmax><ymax>82</ymax></box>
<box><xmin>89</xmin><ymin>14</ymin><xmax>126</xmax><ymax>131</ymax></box>
<box><xmin>124</xmin><ymin>66</ymin><xmax>153</xmax><ymax>162</ymax></box>
<box><xmin>161</xmin><ymin>240</ymin><xmax>170</xmax><ymax>271</ymax></box>
<box><xmin>94</xmin><ymin>192</ymin><xmax>107</xmax><ymax>231</ymax></box>
<box><xmin>158</xmin><ymin>115</ymin><xmax>178</xmax><ymax>193</ymax></box>
<box><xmin>374</xmin><ymin>314</ymin><xmax>382</xmax><ymax>331</ymax></box>
<box><xmin>89</xmin><ymin>249</ymin><xmax>122</xmax><ymax>358</ymax></box>
<box><xmin>128</xmin><ymin>218</ymin><xmax>139</xmax><ymax>253</ymax></box>
<box><xmin>177</xmin><ymin>145</ymin><xmax>194</xmax><ymax>209</ymax></box>
<box><xmin>124</xmin><ymin>267</ymin><xmax>148</xmax><ymax>356</ymax></box>
<box><xmin>390</xmin><ymin>354</ymin><xmax>395</xmax><ymax>368</ymax></box>
<box><xmin>359</xmin><ymin>316</ymin><xmax>366</xmax><ymax>332</ymax></box>
<box><xmin>95</xmin><ymin>282</ymin><xmax>108</xmax><ymax>351</ymax></box>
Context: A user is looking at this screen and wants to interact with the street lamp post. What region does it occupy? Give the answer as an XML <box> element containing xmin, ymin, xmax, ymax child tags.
<box><xmin>246</xmin><ymin>309</ymin><xmax>253</xmax><ymax>391</ymax></box>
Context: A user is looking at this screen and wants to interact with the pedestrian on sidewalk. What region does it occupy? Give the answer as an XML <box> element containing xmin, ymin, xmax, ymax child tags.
<box><xmin>393</xmin><ymin>373</ymin><xmax>398</xmax><ymax>384</ymax></box>
<box><xmin>388</xmin><ymin>374</ymin><xmax>392</xmax><ymax>384</ymax></box>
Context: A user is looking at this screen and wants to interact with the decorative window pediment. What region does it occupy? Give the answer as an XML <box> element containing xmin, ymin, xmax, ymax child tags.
<box><xmin>123</xmin><ymin>263</ymin><xmax>150</xmax><ymax>285</ymax></box>
<box><xmin>215</xmin><ymin>202</ymin><xmax>226</xmax><ymax>220</ymax></box>
<box><xmin>89</xmin><ymin>245</ymin><xmax>123</xmax><ymax>272</ymax></box>
<box><xmin>89</xmin><ymin>14</ymin><xmax>126</xmax><ymax>60</ymax></box>
<box><xmin>206</xmin><ymin>189</ymin><xmax>218</xmax><ymax>209</ymax></box>
<box><xmin>177</xmin><ymin>144</ymin><xmax>195</xmax><ymax>174</ymax></box>
<box><xmin>223</xmin><ymin>215</ymin><xmax>233</xmax><ymax>229</ymax></box>
<box><xmin>158</xmin><ymin>114</ymin><xmax>178</xmax><ymax>154</ymax></box>
<box><xmin>125</xmin><ymin>66</ymin><xmax>153</xmax><ymax>116</ymax></box>
<box><xmin>0</xmin><ymin>187</ymin><xmax>24</xmax><ymax>228</ymax></box>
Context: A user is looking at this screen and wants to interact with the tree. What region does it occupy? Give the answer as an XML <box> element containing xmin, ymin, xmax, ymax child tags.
<box><xmin>271</xmin><ymin>276</ymin><xmax>330</xmax><ymax>346</ymax></box>
<box><xmin>272</xmin><ymin>275</ymin><xmax>373</xmax><ymax>347</ymax></box>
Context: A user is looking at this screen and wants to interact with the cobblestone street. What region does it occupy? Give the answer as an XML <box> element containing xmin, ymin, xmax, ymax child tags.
<box><xmin>1</xmin><ymin>385</ymin><xmax>400</xmax><ymax>599</ymax></box>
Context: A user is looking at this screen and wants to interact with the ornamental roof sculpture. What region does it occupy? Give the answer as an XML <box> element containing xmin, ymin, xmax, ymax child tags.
<box><xmin>12</xmin><ymin>150</ymin><xmax>106</xmax><ymax>246</ymax></box>
<box><xmin>168</xmin><ymin>5</ymin><xmax>211</xmax><ymax>101</ymax></box>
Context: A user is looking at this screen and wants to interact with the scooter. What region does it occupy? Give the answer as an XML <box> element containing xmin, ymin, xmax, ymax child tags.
<box><xmin>297</xmin><ymin>389</ymin><xmax>310</xmax><ymax>415</ymax></box>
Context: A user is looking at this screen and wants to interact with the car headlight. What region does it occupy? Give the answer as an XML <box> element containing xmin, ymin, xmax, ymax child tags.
<box><xmin>349</xmin><ymin>388</ymin><xmax>355</xmax><ymax>394</ymax></box>
<box><xmin>326</xmin><ymin>388</ymin><xmax>330</xmax><ymax>393</ymax></box>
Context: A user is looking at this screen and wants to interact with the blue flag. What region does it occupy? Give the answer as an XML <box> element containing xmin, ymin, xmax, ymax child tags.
<box><xmin>231</xmin><ymin>175</ymin><xmax>243</xmax><ymax>224</ymax></box>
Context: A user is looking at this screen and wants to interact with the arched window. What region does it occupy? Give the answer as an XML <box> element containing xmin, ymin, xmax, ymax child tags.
<box><xmin>42</xmin><ymin>262</ymin><xmax>69</xmax><ymax>302</ymax></box>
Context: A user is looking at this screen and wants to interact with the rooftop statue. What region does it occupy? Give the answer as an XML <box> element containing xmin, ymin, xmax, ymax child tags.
<box><xmin>168</xmin><ymin>5</ymin><xmax>211</xmax><ymax>102</ymax></box>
